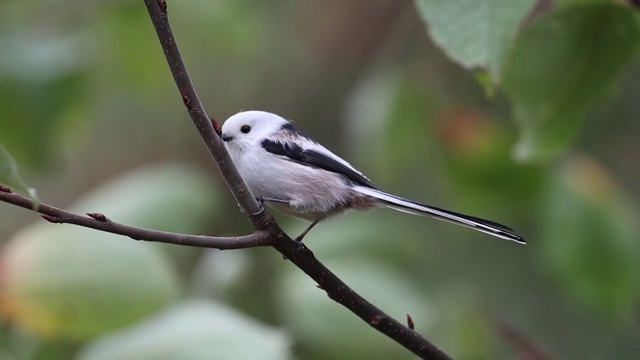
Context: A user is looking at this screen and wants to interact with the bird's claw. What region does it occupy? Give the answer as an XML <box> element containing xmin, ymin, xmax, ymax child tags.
<box><xmin>282</xmin><ymin>237</ymin><xmax>304</xmax><ymax>260</ymax></box>
<box><xmin>293</xmin><ymin>236</ymin><xmax>304</xmax><ymax>252</ymax></box>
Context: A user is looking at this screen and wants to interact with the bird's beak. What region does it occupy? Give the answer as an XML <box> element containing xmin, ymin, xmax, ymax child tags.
<box><xmin>221</xmin><ymin>134</ymin><xmax>234</xmax><ymax>142</ymax></box>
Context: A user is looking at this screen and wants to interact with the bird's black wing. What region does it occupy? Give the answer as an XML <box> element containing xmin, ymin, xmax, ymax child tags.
<box><xmin>261</xmin><ymin>139</ymin><xmax>378</xmax><ymax>189</ymax></box>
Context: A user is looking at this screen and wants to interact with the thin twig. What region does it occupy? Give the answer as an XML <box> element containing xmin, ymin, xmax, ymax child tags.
<box><xmin>0</xmin><ymin>187</ymin><xmax>269</xmax><ymax>249</ymax></box>
<box><xmin>144</xmin><ymin>1</ymin><xmax>451</xmax><ymax>359</ymax></box>
<box><xmin>0</xmin><ymin>1</ymin><xmax>453</xmax><ymax>358</ymax></box>
<box><xmin>273</xmin><ymin>237</ymin><xmax>451</xmax><ymax>359</ymax></box>
<box><xmin>143</xmin><ymin>0</ymin><xmax>264</xmax><ymax>228</ymax></box>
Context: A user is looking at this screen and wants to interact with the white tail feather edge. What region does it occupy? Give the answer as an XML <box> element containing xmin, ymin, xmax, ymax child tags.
<box><xmin>353</xmin><ymin>186</ymin><xmax>525</xmax><ymax>244</ymax></box>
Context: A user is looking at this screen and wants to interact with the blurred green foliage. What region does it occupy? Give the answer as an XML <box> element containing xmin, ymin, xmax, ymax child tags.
<box><xmin>503</xmin><ymin>3</ymin><xmax>640</xmax><ymax>162</ymax></box>
<box><xmin>0</xmin><ymin>0</ymin><xmax>639</xmax><ymax>359</ymax></box>
<box><xmin>538</xmin><ymin>155</ymin><xmax>638</xmax><ymax>320</ymax></box>
<box><xmin>76</xmin><ymin>301</ymin><xmax>291</xmax><ymax>360</ymax></box>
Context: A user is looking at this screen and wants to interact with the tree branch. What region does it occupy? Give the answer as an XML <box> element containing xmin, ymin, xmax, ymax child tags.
<box><xmin>0</xmin><ymin>1</ymin><xmax>453</xmax><ymax>358</ymax></box>
<box><xmin>0</xmin><ymin>186</ymin><xmax>269</xmax><ymax>249</ymax></box>
<box><xmin>143</xmin><ymin>0</ymin><xmax>265</xmax><ymax>229</ymax></box>
<box><xmin>273</xmin><ymin>238</ymin><xmax>451</xmax><ymax>359</ymax></box>
<box><xmin>140</xmin><ymin>6</ymin><xmax>450</xmax><ymax>356</ymax></box>
<box><xmin>0</xmin><ymin>187</ymin><xmax>451</xmax><ymax>360</ymax></box>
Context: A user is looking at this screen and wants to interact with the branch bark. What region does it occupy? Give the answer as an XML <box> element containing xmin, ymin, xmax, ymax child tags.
<box><xmin>0</xmin><ymin>1</ymin><xmax>452</xmax><ymax>359</ymax></box>
<box><xmin>143</xmin><ymin>0</ymin><xmax>264</xmax><ymax>228</ymax></box>
<box><xmin>144</xmin><ymin>2</ymin><xmax>452</xmax><ymax>358</ymax></box>
<box><xmin>0</xmin><ymin>186</ymin><xmax>269</xmax><ymax>249</ymax></box>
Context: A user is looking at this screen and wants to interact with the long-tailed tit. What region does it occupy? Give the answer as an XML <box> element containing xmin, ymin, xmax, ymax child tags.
<box><xmin>221</xmin><ymin>110</ymin><xmax>525</xmax><ymax>244</ymax></box>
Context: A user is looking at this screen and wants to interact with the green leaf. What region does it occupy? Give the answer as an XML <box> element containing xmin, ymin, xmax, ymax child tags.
<box><xmin>0</xmin><ymin>223</ymin><xmax>180</xmax><ymax>340</ymax></box>
<box><xmin>537</xmin><ymin>155</ymin><xmax>639</xmax><ymax>319</ymax></box>
<box><xmin>414</xmin><ymin>0</ymin><xmax>535</xmax><ymax>83</ymax></box>
<box><xmin>0</xmin><ymin>163</ymin><xmax>220</xmax><ymax>340</ymax></box>
<box><xmin>77</xmin><ymin>301</ymin><xmax>292</xmax><ymax>360</ymax></box>
<box><xmin>503</xmin><ymin>3</ymin><xmax>640</xmax><ymax>162</ymax></box>
<box><xmin>0</xmin><ymin>142</ymin><xmax>38</xmax><ymax>204</ymax></box>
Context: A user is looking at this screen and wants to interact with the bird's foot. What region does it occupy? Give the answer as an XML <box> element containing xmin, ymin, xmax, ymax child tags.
<box><xmin>292</xmin><ymin>235</ymin><xmax>305</xmax><ymax>252</ymax></box>
<box><xmin>281</xmin><ymin>236</ymin><xmax>304</xmax><ymax>260</ymax></box>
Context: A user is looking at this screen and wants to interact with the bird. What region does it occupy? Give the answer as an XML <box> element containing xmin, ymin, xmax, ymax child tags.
<box><xmin>221</xmin><ymin>110</ymin><xmax>525</xmax><ymax>245</ymax></box>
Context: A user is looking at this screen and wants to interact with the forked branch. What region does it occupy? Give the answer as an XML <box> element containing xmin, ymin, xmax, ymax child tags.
<box><xmin>0</xmin><ymin>1</ymin><xmax>453</xmax><ymax>358</ymax></box>
<box><xmin>143</xmin><ymin>1</ymin><xmax>451</xmax><ymax>358</ymax></box>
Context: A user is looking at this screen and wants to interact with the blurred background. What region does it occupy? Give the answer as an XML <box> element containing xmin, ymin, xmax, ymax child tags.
<box><xmin>0</xmin><ymin>0</ymin><xmax>639</xmax><ymax>359</ymax></box>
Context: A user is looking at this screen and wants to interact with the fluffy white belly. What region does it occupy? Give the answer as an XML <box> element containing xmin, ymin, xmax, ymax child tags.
<box><xmin>239</xmin><ymin>154</ymin><xmax>359</xmax><ymax>221</ymax></box>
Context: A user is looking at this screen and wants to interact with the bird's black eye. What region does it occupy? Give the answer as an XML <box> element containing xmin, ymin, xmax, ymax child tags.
<box><xmin>240</xmin><ymin>125</ymin><xmax>251</xmax><ymax>134</ymax></box>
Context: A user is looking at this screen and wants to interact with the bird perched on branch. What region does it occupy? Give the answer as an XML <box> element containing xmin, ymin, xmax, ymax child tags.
<box><xmin>221</xmin><ymin>110</ymin><xmax>525</xmax><ymax>245</ymax></box>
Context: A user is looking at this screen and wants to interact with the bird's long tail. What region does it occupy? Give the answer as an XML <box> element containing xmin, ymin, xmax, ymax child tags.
<box><xmin>353</xmin><ymin>186</ymin><xmax>525</xmax><ymax>244</ymax></box>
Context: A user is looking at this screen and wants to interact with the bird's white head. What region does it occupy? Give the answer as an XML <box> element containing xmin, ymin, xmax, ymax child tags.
<box><xmin>221</xmin><ymin>110</ymin><xmax>290</xmax><ymax>152</ymax></box>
